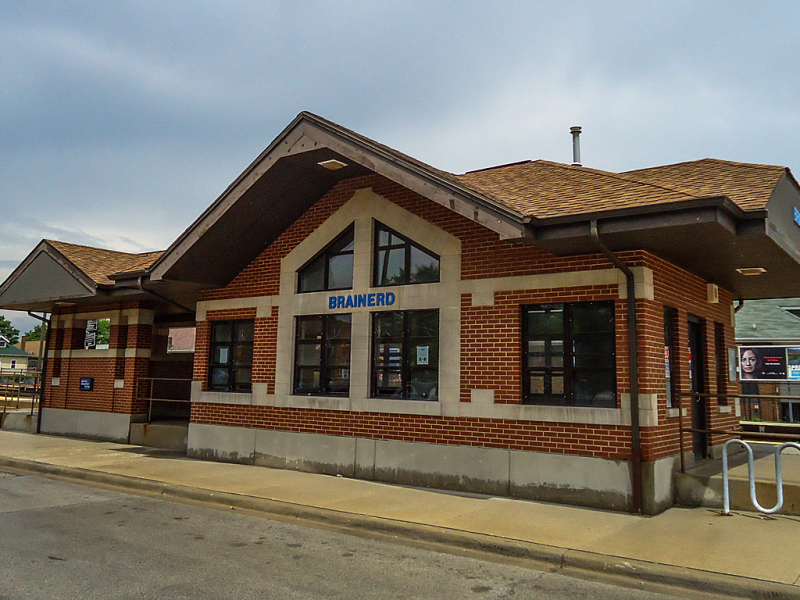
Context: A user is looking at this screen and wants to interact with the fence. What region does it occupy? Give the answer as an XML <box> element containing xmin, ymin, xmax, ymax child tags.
<box><xmin>0</xmin><ymin>368</ymin><xmax>43</xmax><ymax>416</ymax></box>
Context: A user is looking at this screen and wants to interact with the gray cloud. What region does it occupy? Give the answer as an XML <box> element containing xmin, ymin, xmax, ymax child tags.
<box><xmin>2</xmin><ymin>0</ymin><xmax>800</xmax><ymax>329</ymax></box>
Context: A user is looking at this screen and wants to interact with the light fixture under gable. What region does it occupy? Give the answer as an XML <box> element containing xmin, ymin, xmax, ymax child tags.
<box><xmin>736</xmin><ymin>267</ymin><xmax>767</xmax><ymax>276</ymax></box>
<box><xmin>318</xmin><ymin>159</ymin><xmax>348</xmax><ymax>171</ymax></box>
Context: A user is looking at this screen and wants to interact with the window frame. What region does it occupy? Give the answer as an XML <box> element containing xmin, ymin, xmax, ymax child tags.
<box><xmin>373</xmin><ymin>221</ymin><xmax>440</xmax><ymax>287</ymax></box>
<box><xmin>297</xmin><ymin>225</ymin><xmax>355</xmax><ymax>293</ymax></box>
<box><xmin>293</xmin><ymin>314</ymin><xmax>352</xmax><ymax>396</ymax></box>
<box><xmin>522</xmin><ymin>301</ymin><xmax>616</xmax><ymax>407</ymax></box>
<box><xmin>208</xmin><ymin>319</ymin><xmax>254</xmax><ymax>393</ymax></box>
<box><xmin>371</xmin><ymin>309</ymin><xmax>439</xmax><ymax>401</ymax></box>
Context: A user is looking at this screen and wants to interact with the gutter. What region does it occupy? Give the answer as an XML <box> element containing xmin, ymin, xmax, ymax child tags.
<box><xmin>589</xmin><ymin>220</ymin><xmax>643</xmax><ymax>515</ymax></box>
<box><xmin>27</xmin><ymin>311</ymin><xmax>51</xmax><ymax>435</ymax></box>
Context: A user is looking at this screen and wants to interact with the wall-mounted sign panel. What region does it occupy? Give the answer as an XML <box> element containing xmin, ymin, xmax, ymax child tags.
<box><xmin>79</xmin><ymin>377</ymin><xmax>94</xmax><ymax>391</ymax></box>
<box><xmin>738</xmin><ymin>346</ymin><xmax>800</xmax><ymax>381</ymax></box>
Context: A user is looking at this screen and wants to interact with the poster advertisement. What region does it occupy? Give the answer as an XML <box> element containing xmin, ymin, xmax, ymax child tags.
<box><xmin>738</xmin><ymin>346</ymin><xmax>789</xmax><ymax>381</ymax></box>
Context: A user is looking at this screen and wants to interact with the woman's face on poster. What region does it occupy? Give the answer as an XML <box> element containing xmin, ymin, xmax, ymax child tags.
<box><xmin>741</xmin><ymin>349</ymin><xmax>758</xmax><ymax>379</ymax></box>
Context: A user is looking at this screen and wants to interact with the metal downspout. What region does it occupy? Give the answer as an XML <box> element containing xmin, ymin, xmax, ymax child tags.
<box><xmin>589</xmin><ymin>220</ymin><xmax>643</xmax><ymax>514</ymax></box>
<box><xmin>27</xmin><ymin>311</ymin><xmax>51</xmax><ymax>434</ymax></box>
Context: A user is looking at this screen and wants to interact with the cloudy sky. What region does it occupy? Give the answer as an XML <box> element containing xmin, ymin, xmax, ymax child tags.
<box><xmin>2</xmin><ymin>1</ymin><xmax>799</xmax><ymax>333</ymax></box>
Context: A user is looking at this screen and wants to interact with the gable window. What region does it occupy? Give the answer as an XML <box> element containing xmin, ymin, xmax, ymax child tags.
<box><xmin>373</xmin><ymin>222</ymin><xmax>439</xmax><ymax>286</ymax></box>
<box><xmin>208</xmin><ymin>320</ymin><xmax>254</xmax><ymax>392</ymax></box>
<box><xmin>522</xmin><ymin>302</ymin><xmax>616</xmax><ymax>407</ymax></box>
<box><xmin>298</xmin><ymin>226</ymin><xmax>354</xmax><ymax>293</ymax></box>
<box><xmin>372</xmin><ymin>309</ymin><xmax>438</xmax><ymax>400</ymax></box>
<box><xmin>294</xmin><ymin>314</ymin><xmax>351</xmax><ymax>395</ymax></box>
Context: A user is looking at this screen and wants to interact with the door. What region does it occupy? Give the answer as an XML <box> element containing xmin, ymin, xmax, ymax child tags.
<box><xmin>688</xmin><ymin>317</ymin><xmax>707</xmax><ymax>460</ymax></box>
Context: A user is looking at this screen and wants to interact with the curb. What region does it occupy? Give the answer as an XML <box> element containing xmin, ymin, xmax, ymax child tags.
<box><xmin>2</xmin><ymin>455</ymin><xmax>800</xmax><ymax>600</ymax></box>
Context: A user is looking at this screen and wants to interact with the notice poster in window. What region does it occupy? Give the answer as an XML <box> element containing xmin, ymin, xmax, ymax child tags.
<box><xmin>417</xmin><ymin>345</ymin><xmax>429</xmax><ymax>365</ymax></box>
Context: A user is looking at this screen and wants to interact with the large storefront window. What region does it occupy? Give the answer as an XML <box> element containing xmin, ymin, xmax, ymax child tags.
<box><xmin>294</xmin><ymin>314</ymin><xmax>352</xmax><ymax>395</ymax></box>
<box><xmin>522</xmin><ymin>302</ymin><xmax>616</xmax><ymax>407</ymax></box>
<box><xmin>209</xmin><ymin>320</ymin><xmax>254</xmax><ymax>392</ymax></box>
<box><xmin>298</xmin><ymin>226</ymin><xmax>355</xmax><ymax>293</ymax></box>
<box><xmin>372</xmin><ymin>310</ymin><xmax>439</xmax><ymax>400</ymax></box>
<box><xmin>373</xmin><ymin>222</ymin><xmax>439</xmax><ymax>286</ymax></box>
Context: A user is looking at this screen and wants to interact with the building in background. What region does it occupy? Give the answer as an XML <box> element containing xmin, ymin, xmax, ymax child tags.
<box><xmin>735</xmin><ymin>298</ymin><xmax>800</xmax><ymax>422</ymax></box>
<box><xmin>0</xmin><ymin>335</ymin><xmax>34</xmax><ymax>372</ymax></box>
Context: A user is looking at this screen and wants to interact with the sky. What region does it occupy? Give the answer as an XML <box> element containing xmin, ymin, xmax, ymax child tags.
<box><xmin>2</xmin><ymin>1</ymin><xmax>800</xmax><ymax>333</ymax></box>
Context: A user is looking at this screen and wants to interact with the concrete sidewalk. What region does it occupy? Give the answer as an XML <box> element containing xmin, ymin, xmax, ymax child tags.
<box><xmin>0</xmin><ymin>430</ymin><xmax>798</xmax><ymax>599</ymax></box>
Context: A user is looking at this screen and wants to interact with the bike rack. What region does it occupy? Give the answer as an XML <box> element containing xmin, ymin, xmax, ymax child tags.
<box><xmin>722</xmin><ymin>439</ymin><xmax>800</xmax><ymax>515</ymax></box>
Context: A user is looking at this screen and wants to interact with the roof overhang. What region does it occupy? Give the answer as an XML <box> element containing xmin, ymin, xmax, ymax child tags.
<box><xmin>526</xmin><ymin>194</ymin><xmax>800</xmax><ymax>299</ymax></box>
<box><xmin>0</xmin><ymin>241</ymin><xmax>202</xmax><ymax>315</ymax></box>
<box><xmin>149</xmin><ymin>112</ymin><xmax>529</xmax><ymax>287</ymax></box>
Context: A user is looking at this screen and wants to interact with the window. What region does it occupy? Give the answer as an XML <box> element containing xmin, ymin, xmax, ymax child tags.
<box><xmin>664</xmin><ymin>307</ymin><xmax>678</xmax><ymax>409</ymax></box>
<box><xmin>372</xmin><ymin>310</ymin><xmax>438</xmax><ymax>400</ymax></box>
<box><xmin>294</xmin><ymin>314</ymin><xmax>352</xmax><ymax>395</ymax></box>
<box><xmin>10</xmin><ymin>360</ymin><xmax>15</xmax><ymax>369</ymax></box>
<box><xmin>522</xmin><ymin>302</ymin><xmax>616</xmax><ymax>407</ymax></box>
<box><xmin>373</xmin><ymin>222</ymin><xmax>439</xmax><ymax>286</ymax></box>
<box><xmin>298</xmin><ymin>226</ymin><xmax>354</xmax><ymax>293</ymax></box>
<box><xmin>208</xmin><ymin>320</ymin><xmax>254</xmax><ymax>392</ymax></box>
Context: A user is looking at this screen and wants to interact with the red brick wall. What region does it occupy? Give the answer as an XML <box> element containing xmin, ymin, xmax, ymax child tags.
<box><xmin>188</xmin><ymin>174</ymin><xmax>740</xmax><ymax>465</ymax></box>
<box><xmin>43</xmin><ymin>304</ymin><xmax>153</xmax><ymax>416</ymax></box>
<box><xmin>192</xmin><ymin>403</ymin><xmax>633</xmax><ymax>458</ymax></box>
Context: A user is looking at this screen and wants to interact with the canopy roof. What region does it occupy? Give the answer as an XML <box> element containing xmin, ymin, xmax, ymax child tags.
<box><xmin>3</xmin><ymin>111</ymin><xmax>800</xmax><ymax>315</ymax></box>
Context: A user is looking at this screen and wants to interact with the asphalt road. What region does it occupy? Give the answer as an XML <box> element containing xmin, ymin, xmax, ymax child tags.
<box><xmin>0</xmin><ymin>469</ymin><xmax>687</xmax><ymax>600</ymax></box>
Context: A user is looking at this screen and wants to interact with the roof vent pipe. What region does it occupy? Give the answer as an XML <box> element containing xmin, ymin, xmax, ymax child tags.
<box><xmin>570</xmin><ymin>126</ymin><xmax>582</xmax><ymax>166</ymax></box>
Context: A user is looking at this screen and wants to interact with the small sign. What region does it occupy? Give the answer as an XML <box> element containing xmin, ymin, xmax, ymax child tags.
<box><xmin>794</xmin><ymin>207</ymin><xmax>800</xmax><ymax>228</ymax></box>
<box><xmin>84</xmin><ymin>320</ymin><xmax>98</xmax><ymax>350</ymax></box>
<box><xmin>416</xmin><ymin>346</ymin><xmax>429</xmax><ymax>365</ymax></box>
<box><xmin>79</xmin><ymin>377</ymin><xmax>94</xmax><ymax>391</ymax></box>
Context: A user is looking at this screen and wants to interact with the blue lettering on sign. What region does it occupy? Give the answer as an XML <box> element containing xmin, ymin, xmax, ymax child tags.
<box><xmin>794</xmin><ymin>207</ymin><xmax>800</xmax><ymax>228</ymax></box>
<box><xmin>327</xmin><ymin>292</ymin><xmax>397</xmax><ymax>309</ymax></box>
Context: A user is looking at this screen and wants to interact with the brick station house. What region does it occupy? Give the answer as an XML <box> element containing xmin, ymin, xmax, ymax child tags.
<box><xmin>3</xmin><ymin>112</ymin><xmax>800</xmax><ymax>514</ymax></box>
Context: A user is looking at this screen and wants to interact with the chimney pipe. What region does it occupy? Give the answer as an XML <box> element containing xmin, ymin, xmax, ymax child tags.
<box><xmin>570</xmin><ymin>126</ymin><xmax>582</xmax><ymax>166</ymax></box>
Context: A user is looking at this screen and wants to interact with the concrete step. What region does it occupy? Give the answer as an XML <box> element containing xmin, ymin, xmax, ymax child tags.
<box><xmin>129</xmin><ymin>421</ymin><xmax>188</xmax><ymax>452</ymax></box>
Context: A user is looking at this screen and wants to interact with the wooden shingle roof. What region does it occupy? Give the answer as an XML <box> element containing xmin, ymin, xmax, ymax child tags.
<box><xmin>47</xmin><ymin>241</ymin><xmax>163</xmax><ymax>286</ymax></box>
<box><xmin>456</xmin><ymin>160</ymin><xmax>696</xmax><ymax>219</ymax></box>
<box><xmin>621</xmin><ymin>158</ymin><xmax>786</xmax><ymax>212</ymax></box>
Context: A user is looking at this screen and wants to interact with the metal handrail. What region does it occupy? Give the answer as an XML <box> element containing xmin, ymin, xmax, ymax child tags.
<box><xmin>0</xmin><ymin>368</ymin><xmax>42</xmax><ymax>416</ymax></box>
<box><xmin>722</xmin><ymin>439</ymin><xmax>800</xmax><ymax>515</ymax></box>
<box><xmin>136</xmin><ymin>376</ymin><xmax>192</xmax><ymax>423</ymax></box>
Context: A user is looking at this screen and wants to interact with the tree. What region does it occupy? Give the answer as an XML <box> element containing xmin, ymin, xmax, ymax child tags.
<box><xmin>0</xmin><ymin>316</ymin><xmax>20</xmax><ymax>344</ymax></box>
<box><xmin>23</xmin><ymin>323</ymin><xmax>47</xmax><ymax>341</ymax></box>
